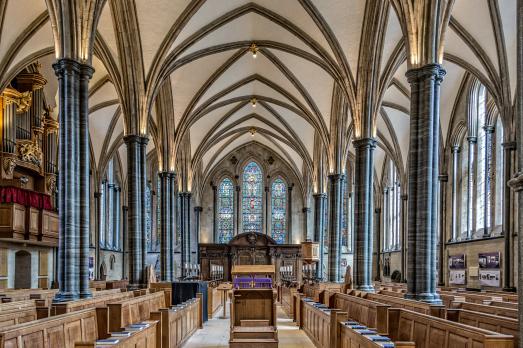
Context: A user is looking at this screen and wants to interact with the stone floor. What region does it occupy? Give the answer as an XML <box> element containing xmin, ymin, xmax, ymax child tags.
<box><xmin>184</xmin><ymin>303</ymin><xmax>315</xmax><ymax>347</ymax></box>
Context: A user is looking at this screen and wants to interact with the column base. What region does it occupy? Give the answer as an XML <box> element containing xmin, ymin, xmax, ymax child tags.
<box><xmin>404</xmin><ymin>292</ymin><xmax>442</xmax><ymax>304</ymax></box>
<box><xmin>355</xmin><ymin>284</ymin><xmax>375</xmax><ymax>293</ymax></box>
<box><xmin>502</xmin><ymin>287</ymin><xmax>516</xmax><ymax>293</ymax></box>
<box><xmin>53</xmin><ymin>291</ymin><xmax>79</xmax><ymax>303</ymax></box>
<box><xmin>79</xmin><ymin>289</ymin><xmax>93</xmax><ymax>299</ymax></box>
<box><xmin>127</xmin><ymin>283</ymin><xmax>146</xmax><ymax>291</ymax></box>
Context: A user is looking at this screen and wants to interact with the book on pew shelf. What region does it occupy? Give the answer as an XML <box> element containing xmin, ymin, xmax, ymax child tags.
<box><xmin>354</xmin><ymin>329</ymin><xmax>377</xmax><ymax>335</ymax></box>
<box><xmin>125</xmin><ymin>326</ymin><xmax>144</xmax><ymax>332</ymax></box>
<box><xmin>96</xmin><ymin>338</ymin><xmax>120</xmax><ymax>345</ymax></box>
<box><xmin>366</xmin><ymin>335</ymin><xmax>391</xmax><ymax>342</ymax></box>
<box><xmin>376</xmin><ymin>342</ymin><xmax>395</xmax><ymax>348</ymax></box>
<box><xmin>346</xmin><ymin>325</ymin><xmax>367</xmax><ymax>329</ymax></box>
<box><xmin>128</xmin><ymin>322</ymin><xmax>150</xmax><ymax>328</ymax></box>
<box><xmin>110</xmin><ymin>332</ymin><xmax>132</xmax><ymax>337</ymax></box>
<box><xmin>344</xmin><ymin>321</ymin><xmax>361</xmax><ymax>326</ymax></box>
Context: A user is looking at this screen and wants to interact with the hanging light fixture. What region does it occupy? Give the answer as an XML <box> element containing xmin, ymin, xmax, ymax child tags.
<box><xmin>249</xmin><ymin>127</ymin><xmax>257</xmax><ymax>136</ymax></box>
<box><xmin>249</xmin><ymin>43</ymin><xmax>258</xmax><ymax>59</ymax></box>
<box><xmin>251</xmin><ymin>97</ymin><xmax>257</xmax><ymax>108</ymax></box>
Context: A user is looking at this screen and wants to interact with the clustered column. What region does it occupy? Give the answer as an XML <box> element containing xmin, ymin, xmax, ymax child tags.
<box><xmin>313</xmin><ymin>193</ymin><xmax>327</xmax><ymax>280</ymax></box>
<box><xmin>194</xmin><ymin>206</ymin><xmax>202</xmax><ymax>262</ymax></box>
<box><xmin>502</xmin><ymin>142</ymin><xmax>516</xmax><ymax>290</ymax></box>
<box><xmin>302</xmin><ymin>207</ymin><xmax>311</xmax><ymax>241</ymax></box>
<box><xmin>438</xmin><ymin>174</ymin><xmax>448</xmax><ymax>286</ymax></box>
<box><xmin>212</xmin><ymin>184</ymin><xmax>217</xmax><ymax>241</ymax></box>
<box><xmin>124</xmin><ymin>134</ymin><xmax>148</xmax><ymax>288</ymax></box>
<box><xmin>287</xmin><ymin>184</ymin><xmax>293</xmax><ymax>243</ymax></box>
<box><xmin>404</xmin><ymin>64</ymin><xmax>445</xmax><ymax>304</ymax></box>
<box><xmin>159</xmin><ymin>171</ymin><xmax>174</xmax><ymax>281</ymax></box>
<box><xmin>450</xmin><ymin>145</ymin><xmax>460</xmax><ymax>241</ymax></box>
<box><xmin>179</xmin><ymin>192</ymin><xmax>192</xmax><ymax>276</ymax></box>
<box><xmin>327</xmin><ymin>174</ymin><xmax>343</xmax><ymax>282</ymax></box>
<box><xmin>54</xmin><ymin>59</ymin><xmax>93</xmax><ymax>301</ymax></box>
<box><xmin>353</xmin><ymin>138</ymin><xmax>376</xmax><ymax>292</ymax></box>
<box><xmin>483</xmin><ymin>125</ymin><xmax>495</xmax><ymax>237</ymax></box>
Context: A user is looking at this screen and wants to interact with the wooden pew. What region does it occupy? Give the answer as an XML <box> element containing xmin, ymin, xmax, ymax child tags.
<box><xmin>280</xmin><ymin>286</ymin><xmax>298</xmax><ymax>318</ymax></box>
<box><xmin>0</xmin><ymin>308</ymin><xmax>107</xmax><ymax>348</ymax></box>
<box><xmin>329</xmin><ymin>292</ymin><xmax>390</xmax><ymax>334</ymax></box>
<box><xmin>489</xmin><ymin>301</ymin><xmax>518</xmax><ymax>309</ymax></box>
<box><xmin>451</xmin><ymin>302</ymin><xmax>518</xmax><ymax>319</ymax></box>
<box><xmin>149</xmin><ymin>282</ymin><xmax>173</xmax><ymax>307</ymax></box>
<box><xmin>303</xmin><ymin>283</ymin><xmax>343</xmax><ymax>303</ymax></box>
<box><xmin>447</xmin><ymin>308</ymin><xmax>518</xmax><ymax>346</ymax></box>
<box><xmin>51</xmin><ymin>291</ymin><xmax>134</xmax><ymax>315</ymax></box>
<box><xmin>150</xmin><ymin>297</ymin><xmax>202</xmax><ymax>348</ymax></box>
<box><xmin>387</xmin><ymin>308</ymin><xmax>514</xmax><ymax>348</ymax></box>
<box><xmin>359</xmin><ymin>292</ymin><xmax>446</xmax><ymax>318</ymax></box>
<box><xmin>107</xmin><ymin>291</ymin><xmax>165</xmax><ymax>333</ymax></box>
<box><xmin>75</xmin><ymin>320</ymin><xmax>157</xmax><ymax>348</ymax></box>
<box><xmin>300</xmin><ymin>300</ymin><xmax>332</xmax><ymax>347</ymax></box>
<box><xmin>106</xmin><ymin>280</ymin><xmax>129</xmax><ymax>290</ymax></box>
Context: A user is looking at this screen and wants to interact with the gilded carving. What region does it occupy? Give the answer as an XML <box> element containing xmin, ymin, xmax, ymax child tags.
<box><xmin>17</xmin><ymin>141</ymin><xmax>42</xmax><ymax>167</ymax></box>
<box><xmin>16</xmin><ymin>92</ymin><xmax>32</xmax><ymax>113</ymax></box>
<box><xmin>46</xmin><ymin>175</ymin><xmax>57</xmax><ymax>193</ymax></box>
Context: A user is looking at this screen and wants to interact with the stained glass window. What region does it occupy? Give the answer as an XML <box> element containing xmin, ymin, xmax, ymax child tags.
<box><xmin>242</xmin><ymin>162</ymin><xmax>263</xmax><ymax>233</ymax></box>
<box><xmin>271</xmin><ymin>177</ymin><xmax>287</xmax><ymax>244</ymax></box>
<box><xmin>218</xmin><ymin>178</ymin><xmax>234</xmax><ymax>243</ymax></box>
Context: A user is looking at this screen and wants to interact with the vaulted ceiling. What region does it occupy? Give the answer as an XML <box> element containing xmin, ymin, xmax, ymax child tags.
<box><xmin>0</xmin><ymin>0</ymin><xmax>517</xmax><ymax>196</ymax></box>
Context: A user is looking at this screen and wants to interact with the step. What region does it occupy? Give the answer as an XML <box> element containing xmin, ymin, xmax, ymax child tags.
<box><xmin>229</xmin><ymin>338</ymin><xmax>279</xmax><ymax>348</ymax></box>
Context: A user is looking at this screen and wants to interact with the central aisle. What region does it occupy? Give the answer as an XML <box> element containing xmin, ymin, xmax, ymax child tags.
<box><xmin>184</xmin><ymin>304</ymin><xmax>315</xmax><ymax>348</ymax></box>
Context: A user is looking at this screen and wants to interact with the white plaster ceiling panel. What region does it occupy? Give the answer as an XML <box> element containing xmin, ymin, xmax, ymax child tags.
<box><xmin>201</xmin><ymin>136</ymin><xmax>231</xmax><ymax>172</ymax></box>
<box><xmin>0</xmin><ymin>0</ymin><xmax>47</xmax><ymax>61</ymax></box>
<box><xmin>189</xmin><ymin>102</ymin><xmax>241</xmax><ymax>156</ymax></box>
<box><xmin>179</xmin><ymin>12</ymin><xmax>317</xmax><ymax>60</ymax></box>
<box><xmin>380</xmin><ymin>7</ymin><xmax>402</xmax><ymax>75</ymax></box>
<box><xmin>228</xmin><ymin>118</ymin><xmax>290</xmax><ymax>140</ymax></box>
<box><xmin>196</xmin><ymin>53</ymin><xmax>309</xmax><ymax>111</ymax></box>
<box><xmin>312</xmin><ymin>0</ymin><xmax>366</xmax><ymax>76</ymax></box>
<box><xmin>272</xmin><ymin>137</ymin><xmax>303</xmax><ymax>175</ymax></box>
<box><xmin>376</xmin><ymin>112</ymin><xmax>394</xmax><ymax>147</ymax></box>
<box><xmin>440</xmin><ymin>61</ymin><xmax>465</xmax><ymax>145</ymax></box>
<box><xmin>89</xmin><ymin>104</ymin><xmax>118</xmax><ymax>165</ymax></box>
<box><xmin>96</xmin><ymin>3</ymin><xmax>119</xmax><ymax>66</ymax></box>
<box><xmin>109</xmin><ymin>114</ymin><xmax>123</xmax><ymax>149</ymax></box>
<box><xmin>7</xmin><ymin>24</ymin><xmax>54</xmax><ymax>75</ymax></box>
<box><xmin>118</xmin><ymin>144</ymin><xmax>127</xmax><ymax>179</ymax></box>
<box><xmin>211</xmin><ymin>80</ymin><xmax>297</xmax><ymax>111</ymax></box>
<box><xmin>268</xmin><ymin>103</ymin><xmax>314</xmax><ymax>157</ymax></box>
<box><xmin>146</xmin><ymin>135</ymin><xmax>155</xmax><ymax>155</ymax></box>
<box><xmin>392</xmin><ymin>62</ymin><xmax>409</xmax><ymax>92</ymax></box>
<box><xmin>136</xmin><ymin>0</ymin><xmax>188</xmax><ymax>72</ymax></box>
<box><xmin>38</xmin><ymin>54</ymin><xmax>59</xmax><ymax>112</ymax></box>
<box><xmin>383</xmin><ymin>106</ymin><xmax>409</xmax><ymax>169</ymax></box>
<box><xmin>170</xmin><ymin>50</ymin><xmax>234</xmax><ymax>127</ymax></box>
<box><xmin>273</xmin><ymin>50</ymin><xmax>333</xmax><ymax>126</ymax></box>
<box><xmin>444</xmin><ymin>28</ymin><xmax>489</xmax><ymax>81</ymax></box>
<box><xmin>383</xmin><ymin>84</ymin><xmax>410</xmax><ymax>111</ymax></box>
<box><xmin>373</xmin><ymin>145</ymin><xmax>386</xmax><ymax>180</ymax></box>
<box><xmin>451</xmin><ymin>0</ymin><xmax>499</xmax><ymax>76</ymax></box>
<box><xmin>90</xmin><ymin>56</ymin><xmax>109</xmax><ymax>88</ymax></box>
<box><xmin>498</xmin><ymin>0</ymin><xmax>517</xmax><ymax>101</ymax></box>
<box><xmin>89</xmin><ymin>81</ymin><xmax>118</xmax><ymax>107</ymax></box>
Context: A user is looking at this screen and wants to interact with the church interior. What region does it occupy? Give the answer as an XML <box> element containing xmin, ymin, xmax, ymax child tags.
<box><xmin>0</xmin><ymin>0</ymin><xmax>522</xmax><ymax>347</ymax></box>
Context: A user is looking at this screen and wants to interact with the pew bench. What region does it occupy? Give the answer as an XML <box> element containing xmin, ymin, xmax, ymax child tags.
<box><xmin>150</xmin><ymin>297</ymin><xmax>202</xmax><ymax>348</ymax></box>
<box><xmin>360</xmin><ymin>292</ymin><xmax>446</xmax><ymax>318</ymax></box>
<box><xmin>447</xmin><ymin>308</ymin><xmax>519</xmax><ymax>346</ymax></box>
<box><xmin>0</xmin><ymin>307</ymin><xmax>107</xmax><ymax>348</ymax></box>
<box><xmin>107</xmin><ymin>291</ymin><xmax>166</xmax><ymax>333</ymax></box>
<box><xmin>450</xmin><ymin>302</ymin><xmax>518</xmax><ymax>319</ymax></box>
<box><xmin>75</xmin><ymin>320</ymin><xmax>158</xmax><ymax>348</ymax></box>
<box><xmin>387</xmin><ymin>308</ymin><xmax>514</xmax><ymax>348</ymax></box>
<box><xmin>51</xmin><ymin>290</ymin><xmax>135</xmax><ymax>315</ymax></box>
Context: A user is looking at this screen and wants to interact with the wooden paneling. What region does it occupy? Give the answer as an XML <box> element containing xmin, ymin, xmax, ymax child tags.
<box><xmin>39</xmin><ymin>251</ymin><xmax>48</xmax><ymax>276</ymax></box>
<box><xmin>151</xmin><ymin>298</ymin><xmax>201</xmax><ymax>348</ymax></box>
<box><xmin>0</xmin><ymin>249</ymin><xmax>7</xmax><ymax>277</ymax></box>
<box><xmin>107</xmin><ymin>291</ymin><xmax>165</xmax><ymax>332</ymax></box>
<box><xmin>75</xmin><ymin>320</ymin><xmax>158</xmax><ymax>348</ymax></box>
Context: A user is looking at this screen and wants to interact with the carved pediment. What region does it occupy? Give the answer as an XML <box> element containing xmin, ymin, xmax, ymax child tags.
<box><xmin>228</xmin><ymin>232</ymin><xmax>278</xmax><ymax>247</ymax></box>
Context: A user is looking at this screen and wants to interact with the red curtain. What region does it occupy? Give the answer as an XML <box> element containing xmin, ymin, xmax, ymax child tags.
<box><xmin>0</xmin><ymin>186</ymin><xmax>53</xmax><ymax>211</ymax></box>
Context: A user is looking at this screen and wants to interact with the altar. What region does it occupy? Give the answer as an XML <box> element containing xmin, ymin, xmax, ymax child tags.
<box><xmin>199</xmin><ymin>232</ymin><xmax>302</xmax><ymax>284</ymax></box>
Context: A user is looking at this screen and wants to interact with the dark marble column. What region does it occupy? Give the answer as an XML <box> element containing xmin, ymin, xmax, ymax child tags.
<box><xmin>466</xmin><ymin>136</ymin><xmax>477</xmax><ymax>239</ymax></box>
<box><xmin>383</xmin><ymin>188</ymin><xmax>389</xmax><ymax>251</ymax></box>
<box><xmin>106</xmin><ymin>183</ymin><xmax>114</xmax><ymax>248</ymax></box>
<box><xmin>302</xmin><ymin>207</ymin><xmax>311</xmax><ymax>241</ymax></box>
<box><xmin>235</xmin><ymin>185</ymin><xmax>241</xmax><ymax>234</ymax></box>
<box><xmin>374</xmin><ymin>207</ymin><xmax>381</xmax><ymax>281</ymax></box>
<box><xmin>185</xmin><ymin>193</ymin><xmax>192</xmax><ymax>265</ymax></box>
<box><xmin>94</xmin><ymin>191</ymin><xmax>101</xmax><ymax>279</ymax></box>
<box><xmin>139</xmin><ymin>138</ymin><xmax>148</xmax><ymax>280</ymax></box>
<box><xmin>212</xmin><ymin>184</ymin><xmax>217</xmax><ymax>242</ymax></box>
<box><xmin>450</xmin><ymin>146</ymin><xmax>460</xmax><ymax>241</ymax></box>
<box><xmin>353</xmin><ymin>138</ymin><xmax>376</xmax><ymax>292</ymax></box>
<box><xmin>483</xmin><ymin>125</ymin><xmax>495</xmax><ymax>237</ymax></box>
<box><xmin>404</xmin><ymin>64</ymin><xmax>445</xmax><ymax>304</ymax></box>
<box><xmin>438</xmin><ymin>174</ymin><xmax>448</xmax><ymax>286</ymax></box>
<box><xmin>327</xmin><ymin>174</ymin><xmax>343</xmax><ymax>282</ymax></box>
<box><xmin>287</xmin><ymin>184</ymin><xmax>293</xmax><ymax>243</ymax></box>
<box><xmin>502</xmin><ymin>142</ymin><xmax>516</xmax><ymax>291</ymax></box>
<box><xmin>122</xmin><ymin>206</ymin><xmax>128</xmax><ymax>279</ymax></box>
<box><xmin>313</xmin><ymin>193</ymin><xmax>327</xmax><ymax>280</ymax></box>
<box><xmin>265</xmin><ymin>185</ymin><xmax>270</xmax><ymax>235</ymax></box>
<box><xmin>194</xmin><ymin>206</ymin><xmax>202</xmax><ymax>262</ymax></box>
<box><xmin>124</xmin><ymin>135</ymin><xmax>146</xmax><ymax>288</ymax></box>
<box><xmin>168</xmin><ymin>174</ymin><xmax>176</xmax><ymax>276</ymax></box>
<box><xmin>179</xmin><ymin>192</ymin><xmax>187</xmax><ymax>276</ymax></box>
<box><xmin>159</xmin><ymin>172</ymin><xmax>173</xmax><ymax>281</ymax></box>
<box><xmin>400</xmin><ymin>194</ymin><xmax>407</xmax><ymax>282</ymax></box>
<box><xmin>113</xmin><ymin>186</ymin><xmax>121</xmax><ymax>250</ymax></box>
<box><xmin>53</xmin><ymin>59</ymin><xmax>80</xmax><ymax>302</ymax></box>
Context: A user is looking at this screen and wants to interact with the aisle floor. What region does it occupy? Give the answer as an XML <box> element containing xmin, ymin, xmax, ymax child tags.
<box><xmin>183</xmin><ymin>303</ymin><xmax>315</xmax><ymax>348</ymax></box>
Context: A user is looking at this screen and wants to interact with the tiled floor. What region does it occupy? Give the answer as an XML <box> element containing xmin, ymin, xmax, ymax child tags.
<box><xmin>184</xmin><ymin>303</ymin><xmax>315</xmax><ymax>347</ymax></box>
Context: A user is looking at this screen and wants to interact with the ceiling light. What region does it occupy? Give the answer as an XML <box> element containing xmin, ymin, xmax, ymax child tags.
<box><xmin>251</xmin><ymin>97</ymin><xmax>257</xmax><ymax>108</ymax></box>
<box><xmin>250</xmin><ymin>43</ymin><xmax>258</xmax><ymax>59</ymax></box>
<box><xmin>249</xmin><ymin>127</ymin><xmax>257</xmax><ymax>136</ymax></box>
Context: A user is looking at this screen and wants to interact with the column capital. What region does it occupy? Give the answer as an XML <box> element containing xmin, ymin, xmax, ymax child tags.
<box><xmin>302</xmin><ymin>207</ymin><xmax>311</xmax><ymax>213</ymax></box>
<box><xmin>52</xmin><ymin>58</ymin><xmax>83</xmax><ymax>76</ymax></box>
<box><xmin>401</xmin><ymin>194</ymin><xmax>408</xmax><ymax>201</ymax></box>
<box><xmin>123</xmin><ymin>134</ymin><xmax>148</xmax><ymax>145</ymax></box>
<box><xmin>467</xmin><ymin>136</ymin><xmax>477</xmax><ymax>144</ymax></box>
<box><xmin>94</xmin><ymin>192</ymin><xmax>101</xmax><ymax>199</ymax></box>
<box><xmin>107</xmin><ymin>183</ymin><xmax>115</xmax><ymax>189</ymax></box>
<box><xmin>451</xmin><ymin>145</ymin><xmax>460</xmax><ymax>153</ymax></box>
<box><xmin>313</xmin><ymin>192</ymin><xmax>327</xmax><ymax>199</ymax></box>
<box><xmin>194</xmin><ymin>206</ymin><xmax>203</xmax><ymax>213</ymax></box>
<box><xmin>235</xmin><ymin>185</ymin><xmax>240</xmax><ymax>192</ymax></box>
<box><xmin>374</xmin><ymin>208</ymin><xmax>381</xmax><ymax>214</ymax></box>
<box><xmin>328</xmin><ymin>173</ymin><xmax>344</xmax><ymax>182</ymax></box>
<box><xmin>158</xmin><ymin>171</ymin><xmax>175</xmax><ymax>178</ymax></box>
<box><xmin>288</xmin><ymin>183</ymin><xmax>294</xmax><ymax>191</ymax></box>
<box><xmin>405</xmin><ymin>63</ymin><xmax>446</xmax><ymax>83</ymax></box>
<box><xmin>508</xmin><ymin>172</ymin><xmax>523</xmax><ymax>192</ymax></box>
<box><xmin>352</xmin><ymin>137</ymin><xmax>377</xmax><ymax>149</ymax></box>
<box><xmin>122</xmin><ymin>205</ymin><xmax>128</xmax><ymax>212</ymax></box>
<box><xmin>483</xmin><ymin>125</ymin><xmax>495</xmax><ymax>133</ymax></box>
